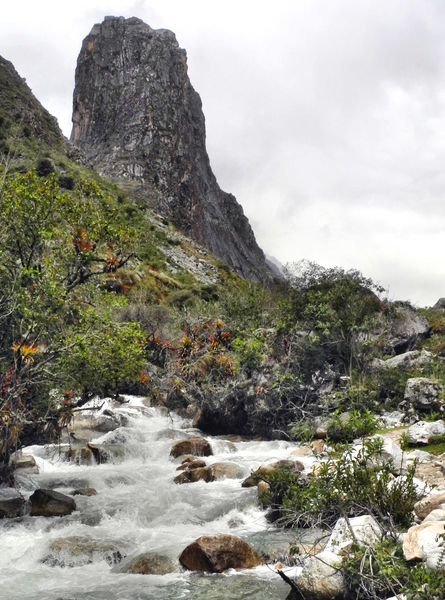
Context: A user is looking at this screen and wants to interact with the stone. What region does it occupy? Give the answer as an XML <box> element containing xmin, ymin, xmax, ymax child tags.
<box><xmin>382</xmin><ymin>307</ymin><xmax>430</xmax><ymax>354</ymax></box>
<box><xmin>423</xmin><ymin>509</ymin><xmax>445</xmax><ymax>523</ymax></box>
<box><xmin>29</xmin><ymin>489</ymin><xmax>76</xmax><ymax>517</ymax></box>
<box><xmin>404</xmin><ymin>378</ymin><xmax>443</xmax><ymax>411</ymax></box>
<box><xmin>373</xmin><ymin>350</ymin><xmax>431</xmax><ymax>371</ymax></box>
<box><xmin>176</xmin><ymin>459</ymin><xmax>206</xmax><ymax>471</ymax></box>
<box><xmin>294</xmin><ymin>550</ymin><xmax>345</xmax><ymax>600</ymax></box>
<box><xmin>70</xmin><ymin>488</ymin><xmax>97</xmax><ymax>497</ymax></box>
<box><xmin>9</xmin><ymin>453</ymin><xmax>37</xmax><ymax>470</ymax></box>
<box><xmin>47</xmin><ymin>536</ymin><xmax>126</xmax><ymax>567</ymax></box>
<box><xmin>170</xmin><ymin>437</ymin><xmax>213</xmax><ymax>458</ymax></box>
<box><xmin>116</xmin><ymin>553</ymin><xmax>176</xmax><ymax>575</ymax></box>
<box><xmin>0</xmin><ymin>493</ymin><xmax>23</xmax><ymax>518</ymax></box>
<box><xmin>174</xmin><ymin>467</ymin><xmax>215</xmax><ymax>484</ymax></box>
<box><xmin>325</xmin><ymin>515</ymin><xmax>382</xmax><ymax>554</ymax></box>
<box><xmin>257</xmin><ymin>480</ymin><xmax>271</xmax><ymax>497</ymax></box>
<box><xmin>241</xmin><ymin>476</ymin><xmax>256</xmax><ymax>488</ymax></box>
<box><xmin>415</xmin><ymin>491</ymin><xmax>445</xmax><ymax>519</ymax></box>
<box><xmin>179</xmin><ymin>535</ymin><xmax>263</xmax><ymax>572</ymax></box>
<box><xmin>71</xmin><ymin>16</ymin><xmax>275</xmax><ymax>285</ymax></box>
<box><xmin>311</xmin><ymin>440</ymin><xmax>325</xmax><ymax>455</ymax></box>
<box><xmin>403</xmin><ymin>522</ymin><xmax>445</xmax><ymax>565</ymax></box>
<box><xmin>210</xmin><ymin>462</ymin><xmax>244</xmax><ymax>480</ymax></box>
<box><xmin>407</xmin><ymin>420</ymin><xmax>445</xmax><ymax>445</ymax></box>
<box><xmin>291</xmin><ymin>446</ymin><xmax>314</xmax><ymax>457</ymax></box>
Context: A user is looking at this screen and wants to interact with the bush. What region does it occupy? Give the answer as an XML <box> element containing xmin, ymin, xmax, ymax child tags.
<box><xmin>259</xmin><ymin>438</ymin><xmax>421</xmax><ymax>529</ymax></box>
<box><xmin>36</xmin><ymin>157</ymin><xmax>54</xmax><ymax>176</ymax></box>
<box><xmin>326</xmin><ymin>409</ymin><xmax>379</xmax><ymax>443</ymax></box>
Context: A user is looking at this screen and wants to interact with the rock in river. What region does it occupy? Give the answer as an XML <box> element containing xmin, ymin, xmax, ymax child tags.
<box><xmin>170</xmin><ymin>437</ymin><xmax>213</xmax><ymax>458</ymax></box>
<box><xmin>179</xmin><ymin>535</ymin><xmax>263</xmax><ymax>572</ymax></box>
<box><xmin>29</xmin><ymin>489</ymin><xmax>76</xmax><ymax>517</ymax></box>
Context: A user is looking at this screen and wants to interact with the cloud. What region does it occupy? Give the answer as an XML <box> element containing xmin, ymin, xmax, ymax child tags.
<box><xmin>2</xmin><ymin>0</ymin><xmax>445</xmax><ymax>304</ymax></box>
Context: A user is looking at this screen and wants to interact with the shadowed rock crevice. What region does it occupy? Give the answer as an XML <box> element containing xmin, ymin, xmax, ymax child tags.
<box><xmin>70</xmin><ymin>16</ymin><xmax>274</xmax><ymax>284</ymax></box>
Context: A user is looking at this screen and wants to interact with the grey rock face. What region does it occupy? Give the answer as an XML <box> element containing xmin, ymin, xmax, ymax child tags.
<box><xmin>404</xmin><ymin>378</ymin><xmax>443</xmax><ymax>411</ymax></box>
<box><xmin>407</xmin><ymin>420</ymin><xmax>445</xmax><ymax>445</ymax></box>
<box><xmin>71</xmin><ymin>16</ymin><xmax>274</xmax><ymax>284</ymax></box>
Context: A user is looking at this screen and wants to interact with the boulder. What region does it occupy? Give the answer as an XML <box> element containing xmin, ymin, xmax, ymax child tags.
<box><xmin>179</xmin><ymin>535</ymin><xmax>263</xmax><ymax>572</ymax></box>
<box><xmin>47</xmin><ymin>536</ymin><xmax>126</xmax><ymax>567</ymax></box>
<box><xmin>115</xmin><ymin>553</ymin><xmax>176</xmax><ymax>575</ymax></box>
<box><xmin>176</xmin><ymin>459</ymin><xmax>207</xmax><ymax>471</ymax></box>
<box><xmin>170</xmin><ymin>437</ymin><xmax>213</xmax><ymax>458</ymax></box>
<box><xmin>291</xmin><ymin>446</ymin><xmax>314</xmax><ymax>457</ymax></box>
<box><xmin>70</xmin><ymin>488</ymin><xmax>97</xmax><ymax>497</ymax></box>
<box><xmin>0</xmin><ymin>492</ymin><xmax>23</xmax><ymax>518</ymax></box>
<box><xmin>174</xmin><ymin>467</ymin><xmax>215</xmax><ymax>484</ymax></box>
<box><xmin>325</xmin><ymin>515</ymin><xmax>382</xmax><ymax>554</ymax></box>
<box><xmin>404</xmin><ymin>378</ymin><xmax>443</xmax><ymax>411</ymax></box>
<box><xmin>383</xmin><ymin>307</ymin><xmax>430</xmax><ymax>354</ymax></box>
<box><xmin>29</xmin><ymin>489</ymin><xmax>76</xmax><ymax>517</ymax></box>
<box><xmin>9</xmin><ymin>453</ymin><xmax>38</xmax><ymax>470</ymax></box>
<box><xmin>63</xmin><ymin>446</ymin><xmax>95</xmax><ymax>465</ymax></box>
<box><xmin>294</xmin><ymin>550</ymin><xmax>345</xmax><ymax>600</ymax></box>
<box><xmin>373</xmin><ymin>350</ymin><xmax>431</xmax><ymax>371</ymax></box>
<box><xmin>210</xmin><ymin>462</ymin><xmax>244</xmax><ymax>480</ymax></box>
<box><xmin>311</xmin><ymin>440</ymin><xmax>325</xmax><ymax>455</ymax></box>
<box><xmin>403</xmin><ymin>522</ymin><xmax>445</xmax><ymax>566</ymax></box>
<box><xmin>407</xmin><ymin>420</ymin><xmax>445</xmax><ymax>445</ymax></box>
<box><xmin>415</xmin><ymin>491</ymin><xmax>445</xmax><ymax>519</ymax></box>
<box><xmin>423</xmin><ymin>509</ymin><xmax>445</xmax><ymax>523</ymax></box>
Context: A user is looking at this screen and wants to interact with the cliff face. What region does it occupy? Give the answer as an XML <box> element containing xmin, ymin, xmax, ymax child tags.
<box><xmin>71</xmin><ymin>16</ymin><xmax>274</xmax><ymax>284</ymax></box>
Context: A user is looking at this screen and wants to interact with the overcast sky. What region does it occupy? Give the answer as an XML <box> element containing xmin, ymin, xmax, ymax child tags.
<box><xmin>2</xmin><ymin>0</ymin><xmax>445</xmax><ymax>305</ymax></box>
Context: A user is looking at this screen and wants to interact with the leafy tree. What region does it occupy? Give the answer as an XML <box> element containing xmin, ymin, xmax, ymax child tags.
<box><xmin>0</xmin><ymin>170</ymin><xmax>144</xmax><ymax>470</ymax></box>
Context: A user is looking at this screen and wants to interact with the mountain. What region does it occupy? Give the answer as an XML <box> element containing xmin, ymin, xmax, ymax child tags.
<box><xmin>70</xmin><ymin>16</ymin><xmax>274</xmax><ymax>284</ymax></box>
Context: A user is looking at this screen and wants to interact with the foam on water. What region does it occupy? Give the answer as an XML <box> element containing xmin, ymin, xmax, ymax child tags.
<box><xmin>0</xmin><ymin>396</ymin><xmax>316</xmax><ymax>600</ymax></box>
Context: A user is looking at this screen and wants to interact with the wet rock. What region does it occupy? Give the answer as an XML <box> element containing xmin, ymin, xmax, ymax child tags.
<box><xmin>46</xmin><ymin>536</ymin><xmax>126</xmax><ymax>567</ymax></box>
<box><xmin>179</xmin><ymin>535</ymin><xmax>263</xmax><ymax>572</ymax></box>
<box><xmin>9</xmin><ymin>453</ymin><xmax>38</xmax><ymax>470</ymax></box>
<box><xmin>257</xmin><ymin>480</ymin><xmax>271</xmax><ymax>497</ymax></box>
<box><xmin>170</xmin><ymin>437</ymin><xmax>213</xmax><ymax>458</ymax></box>
<box><xmin>174</xmin><ymin>467</ymin><xmax>215</xmax><ymax>484</ymax></box>
<box><xmin>63</xmin><ymin>446</ymin><xmax>95</xmax><ymax>465</ymax></box>
<box><xmin>415</xmin><ymin>491</ymin><xmax>445</xmax><ymax>519</ymax></box>
<box><xmin>255</xmin><ymin>460</ymin><xmax>304</xmax><ymax>477</ymax></box>
<box><xmin>403</xmin><ymin>522</ymin><xmax>445</xmax><ymax>565</ymax></box>
<box><xmin>0</xmin><ymin>492</ymin><xmax>23</xmax><ymax>518</ymax></box>
<box><xmin>116</xmin><ymin>552</ymin><xmax>176</xmax><ymax>575</ymax></box>
<box><xmin>325</xmin><ymin>515</ymin><xmax>382</xmax><ymax>554</ymax></box>
<box><xmin>241</xmin><ymin>476</ymin><xmax>256</xmax><ymax>488</ymax></box>
<box><xmin>69</xmin><ymin>413</ymin><xmax>121</xmax><ymax>435</ymax></box>
<box><xmin>294</xmin><ymin>550</ymin><xmax>345</xmax><ymax>600</ymax></box>
<box><xmin>210</xmin><ymin>462</ymin><xmax>244</xmax><ymax>480</ymax></box>
<box><xmin>176</xmin><ymin>459</ymin><xmax>206</xmax><ymax>471</ymax></box>
<box><xmin>70</xmin><ymin>488</ymin><xmax>97</xmax><ymax>497</ymax></box>
<box><xmin>407</xmin><ymin>420</ymin><xmax>445</xmax><ymax>445</ymax></box>
<box><xmin>29</xmin><ymin>489</ymin><xmax>76</xmax><ymax>517</ymax></box>
<box><xmin>404</xmin><ymin>378</ymin><xmax>443</xmax><ymax>411</ymax></box>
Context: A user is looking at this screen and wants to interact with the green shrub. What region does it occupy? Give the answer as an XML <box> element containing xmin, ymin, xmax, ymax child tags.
<box><xmin>259</xmin><ymin>438</ymin><xmax>421</xmax><ymax>529</ymax></box>
<box><xmin>327</xmin><ymin>409</ymin><xmax>379</xmax><ymax>443</ymax></box>
<box><xmin>36</xmin><ymin>157</ymin><xmax>54</xmax><ymax>176</ymax></box>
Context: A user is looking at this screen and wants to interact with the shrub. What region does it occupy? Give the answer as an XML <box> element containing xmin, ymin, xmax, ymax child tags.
<box><xmin>36</xmin><ymin>157</ymin><xmax>54</xmax><ymax>176</ymax></box>
<box><xmin>259</xmin><ymin>438</ymin><xmax>421</xmax><ymax>529</ymax></box>
<box><xmin>326</xmin><ymin>409</ymin><xmax>379</xmax><ymax>443</ymax></box>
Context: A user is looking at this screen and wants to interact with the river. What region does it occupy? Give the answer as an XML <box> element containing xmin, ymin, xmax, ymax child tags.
<box><xmin>0</xmin><ymin>396</ymin><xmax>318</xmax><ymax>600</ymax></box>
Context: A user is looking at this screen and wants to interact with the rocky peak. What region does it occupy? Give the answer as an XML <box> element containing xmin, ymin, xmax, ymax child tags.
<box><xmin>71</xmin><ymin>16</ymin><xmax>274</xmax><ymax>284</ymax></box>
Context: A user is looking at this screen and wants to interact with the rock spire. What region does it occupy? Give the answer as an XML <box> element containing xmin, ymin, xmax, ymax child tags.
<box><xmin>71</xmin><ymin>16</ymin><xmax>274</xmax><ymax>283</ymax></box>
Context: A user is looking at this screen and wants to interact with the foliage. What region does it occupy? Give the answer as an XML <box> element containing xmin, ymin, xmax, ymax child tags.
<box><xmin>343</xmin><ymin>538</ymin><xmax>445</xmax><ymax>600</ymax></box>
<box><xmin>259</xmin><ymin>438</ymin><xmax>421</xmax><ymax>529</ymax></box>
<box><xmin>326</xmin><ymin>409</ymin><xmax>379</xmax><ymax>443</ymax></box>
<box><xmin>0</xmin><ymin>170</ymin><xmax>143</xmax><ymax>467</ymax></box>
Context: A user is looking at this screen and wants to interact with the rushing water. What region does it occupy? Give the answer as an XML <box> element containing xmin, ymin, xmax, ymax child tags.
<box><xmin>0</xmin><ymin>396</ymin><xmax>318</xmax><ymax>600</ymax></box>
